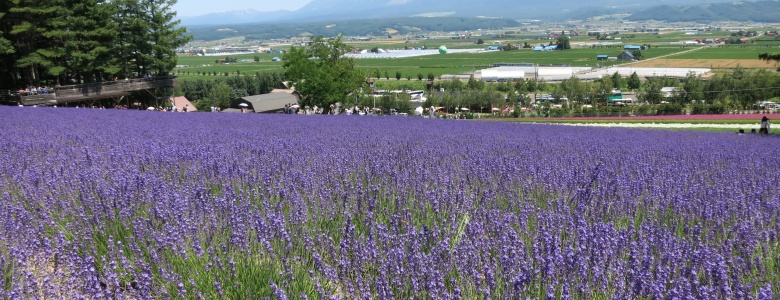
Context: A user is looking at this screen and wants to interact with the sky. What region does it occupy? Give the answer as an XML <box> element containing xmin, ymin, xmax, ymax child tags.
<box><xmin>173</xmin><ymin>0</ymin><xmax>313</xmax><ymax>17</ymax></box>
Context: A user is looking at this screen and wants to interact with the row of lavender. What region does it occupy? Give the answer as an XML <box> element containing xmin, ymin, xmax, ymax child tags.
<box><xmin>1</xmin><ymin>107</ymin><xmax>778</xmax><ymax>299</ymax></box>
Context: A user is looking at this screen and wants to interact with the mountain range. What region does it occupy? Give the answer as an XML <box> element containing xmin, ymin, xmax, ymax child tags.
<box><xmin>179</xmin><ymin>0</ymin><xmax>721</xmax><ymax>26</ymax></box>
<box><xmin>628</xmin><ymin>0</ymin><xmax>780</xmax><ymax>22</ymax></box>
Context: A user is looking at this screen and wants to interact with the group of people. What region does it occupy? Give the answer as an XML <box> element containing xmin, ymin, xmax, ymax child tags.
<box><xmin>17</xmin><ymin>86</ymin><xmax>51</xmax><ymax>95</ymax></box>
<box><xmin>284</xmin><ymin>103</ymin><xmax>299</xmax><ymax>114</ymax></box>
<box><xmin>739</xmin><ymin>116</ymin><xmax>772</xmax><ymax>135</ymax></box>
<box><xmin>169</xmin><ymin>103</ymin><xmax>190</xmax><ymax>112</ymax></box>
<box><xmin>346</xmin><ymin>105</ymin><xmax>372</xmax><ymax>116</ymax></box>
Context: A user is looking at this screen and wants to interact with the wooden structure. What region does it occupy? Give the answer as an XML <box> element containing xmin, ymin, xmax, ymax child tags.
<box><xmin>1</xmin><ymin>76</ymin><xmax>177</xmax><ymax>106</ymax></box>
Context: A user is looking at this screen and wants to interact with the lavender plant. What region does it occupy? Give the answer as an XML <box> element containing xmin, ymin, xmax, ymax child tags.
<box><xmin>0</xmin><ymin>106</ymin><xmax>778</xmax><ymax>299</ymax></box>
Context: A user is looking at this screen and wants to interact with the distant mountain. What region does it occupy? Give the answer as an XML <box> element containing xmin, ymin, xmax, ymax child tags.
<box><xmin>628</xmin><ymin>1</ymin><xmax>780</xmax><ymax>22</ymax></box>
<box><xmin>187</xmin><ymin>17</ymin><xmax>521</xmax><ymax>41</ymax></box>
<box><xmin>179</xmin><ymin>0</ymin><xmax>722</xmax><ymax>26</ymax></box>
<box><xmin>179</xmin><ymin>9</ymin><xmax>294</xmax><ymax>26</ymax></box>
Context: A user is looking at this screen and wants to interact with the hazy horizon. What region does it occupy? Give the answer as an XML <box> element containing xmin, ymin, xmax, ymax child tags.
<box><xmin>173</xmin><ymin>0</ymin><xmax>313</xmax><ymax>17</ymax></box>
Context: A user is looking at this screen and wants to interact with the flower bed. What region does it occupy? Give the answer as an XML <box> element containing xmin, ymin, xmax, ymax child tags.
<box><xmin>1</xmin><ymin>107</ymin><xmax>778</xmax><ymax>299</ymax></box>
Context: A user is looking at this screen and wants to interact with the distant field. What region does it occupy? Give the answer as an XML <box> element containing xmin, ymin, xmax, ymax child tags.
<box><xmin>631</xmin><ymin>58</ymin><xmax>777</xmax><ymax>69</ymax></box>
<box><xmin>173</xmin><ymin>42</ymin><xmax>778</xmax><ymax>80</ymax></box>
<box><xmin>354</xmin><ymin>47</ymin><xmax>686</xmax><ymax>77</ymax></box>
<box><xmin>665</xmin><ymin>45</ymin><xmax>780</xmax><ymax>59</ymax></box>
<box><xmin>175</xmin><ymin>53</ymin><xmax>285</xmax><ymax>80</ymax></box>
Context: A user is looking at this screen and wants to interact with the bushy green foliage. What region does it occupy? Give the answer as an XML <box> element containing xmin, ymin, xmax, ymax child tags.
<box><xmin>656</xmin><ymin>103</ymin><xmax>685</xmax><ymax>115</ymax></box>
<box><xmin>0</xmin><ymin>0</ymin><xmax>191</xmax><ymax>89</ymax></box>
<box><xmin>690</xmin><ymin>103</ymin><xmax>726</xmax><ymax>114</ymax></box>
<box><xmin>283</xmin><ymin>36</ymin><xmax>365</xmax><ymax>112</ymax></box>
<box><xmin>179</xmin><ymin>72</ymin><xmax>285</xmax><ymax>106</ymax></box>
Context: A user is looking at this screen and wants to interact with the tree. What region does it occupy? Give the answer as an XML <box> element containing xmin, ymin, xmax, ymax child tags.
<box><xmin>466</xmin><ymin>74</ymin><xmax>483</xmax><ymax>90</ymax></box>
<box><xmin>9</xmin><ymin>0</ymin><xmax>68</xmax><ymax>86</ymax></box>
<box><xmin>683</xmin><ymin>72</ymin><xmax>705</xmax><ymax>104</ymax></box>
<box><xmin>556</xmin><ymin>35</ymin><xmax>571</xmax><ymax>50</ymax></box>
<box><xmin>514</xmin><ymin>80</ymin><xmax>527</xmax><ymax>93</ymax></box>
<box><xmin>631</xmin><ymin>50</ymin><xmax>643</xmax><ymax>60</ymax></box>
<box><xmin>0</xmin><ymin>0</ymin><xmax>17</xmax><ymax>88</ymax></box>
<box><xmin>283</xmin><ymin>36</ymin><xmax>365</xmax><ymax>112</ymax></box>
<box><xmin>476</xmin><ymin>38</ymin><xmax>485</xmax><ymax>45</ymax></box>
<box><xmin>611</xmin><ymin>72</ymin><xmax>625</xmax><ymax>90</ymax></box>
<box><xmin>63</xmin><ymin>0</ymin><xmax>120</xmax><ymax>83</ymax></box>
<box><xmin>627</xmin><ymin>72</ymin><xmax>641</xmax><ymax>91</ymax></box>
<box><xmin>758</xmin><ymin>53</ymin><xmax>780</xmax><ymax>66</ymax></box>
<box><xmin>640</xmin><ymin>77</ymin><xmax>664</xmax><ymax>104</ymax></box>
<box><xmin>207</xmin><ymin>81</ymin><xmax>231</xmax><ymax>109</ymax></box>
<box><xmin>395</xmin><ymin>71</ymin><xmax>401</xmax><ymax>81</ymax></box>
<box><xmin>144</xmin><ymin>0</ymin><xmax>192</xmax><ymax>75</ymax></box>
<box><xmin>417</xmin><ymin>73</ymin><xmax>423</xmax><ymax>81</ymax></box>
<box><xmin>598</xmin><ymin>76</ymin><xmax>613</xmax><ymax>102</ymax></box>
<box><xmin>0</xmin><ymin>5</ymin><xmax>11</xmax><ymax>55</ymax></box>
<box><xmin>560</xmin><ymin>76</ymin><xmax>585</xmax><ymax>105</ymax></box>
<box><xmin>114</xmin><ymin>0</ymin><xmax>191</xmax><ymax>77</ymax></box>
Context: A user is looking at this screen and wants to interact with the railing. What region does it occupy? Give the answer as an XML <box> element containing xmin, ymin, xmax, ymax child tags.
<box><xmin>6</xmin><ymin>76</ymin><xmax>177</xmax><ymax>106</ymax></box>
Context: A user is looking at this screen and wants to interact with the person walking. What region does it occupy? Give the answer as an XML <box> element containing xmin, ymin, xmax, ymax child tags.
<box><xmin>759</xmin><ymin>116</ymin><xmax>770</xmax><ymax>135</ymax></box>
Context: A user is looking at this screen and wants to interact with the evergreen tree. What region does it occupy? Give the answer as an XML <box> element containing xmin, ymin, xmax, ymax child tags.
<box><xmin>64</xmin><ymin>0</ymin><xmax>119</xmax><ymax>83</ymax></box>
<box><xmin>0</xmin><ymin>1</ymin><xmax>13</xmax><ymax>55</ymax></box>
<box><xmin>627</xmin><ymin>72</ymin><xmax>641</xmax><ymax>90</ymax></box>
<box><xmin>145</xmin><ymin>0</ymin><xmax>190</xmax><ymax>75</ymax></box>
<box><xmin>10</xmin><ymin>0</ymin><xmax>68</xmax><ymax>85</ymax></box>
<box><xmin>0</xmin><ymin>0</ymin><xmax>18</xmax><ymax>88</ymax></box>
<box><xmin>1</xmin><ymin>0</ymin><xmax>189</xmax><ymax>89</ymax></box>
<box><xmin>114</xmin><ymin>0</ymin><xmax>191</xmax><ymax>77</ymax></box>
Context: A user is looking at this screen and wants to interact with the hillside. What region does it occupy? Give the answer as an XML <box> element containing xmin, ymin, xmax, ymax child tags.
<box><xmin>179</xmin><ymin>0</ymin><xmax>718</xmax><ymax>26</ymax></box>
<box><xmin>629</xmin><ymin>0</ymin><xmax>780</xmax><ymax>22</ymax></box>
<box><xmin>186</xmin><ymin>17</ymin><xmax>521</xmax><ymax>41</ymax></box>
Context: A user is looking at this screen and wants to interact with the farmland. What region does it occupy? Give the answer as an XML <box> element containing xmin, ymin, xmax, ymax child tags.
<box><xmin>1</xmin><ymin>106</ymin><xmax>779</xmax><ymax>298</ymax></box>
<box><xmin>175</xmin><ymin>46</ymin><xmax>691</xmax><ymax>82</ymax></box>
<box><xmin>629</xmin><ymin>45</ymin><xmax>780</xmax><ymax>69</ymax></box>
<box><xmin>666</xmin><ymin>45</ymin><xmax>780</xmax><ymax>60</ymax></box>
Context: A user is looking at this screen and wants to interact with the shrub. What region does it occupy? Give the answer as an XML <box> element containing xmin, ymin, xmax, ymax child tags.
<box><xmin>656</xmin><ymin>103</ymin><xmax>684</xmax><ymax>115</ymax></box>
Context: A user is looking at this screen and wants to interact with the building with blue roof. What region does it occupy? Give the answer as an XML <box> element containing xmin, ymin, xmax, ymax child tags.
<box><xmin>624</xmin><ymin>45</ymin><xmax>641</xmax><ymax>50</ymax></box>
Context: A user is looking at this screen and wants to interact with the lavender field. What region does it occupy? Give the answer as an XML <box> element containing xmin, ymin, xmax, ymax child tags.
<box><xmin>1</xmin><ymin>106</ymin><xmax>779</xmax><ymax>299</ymax></box>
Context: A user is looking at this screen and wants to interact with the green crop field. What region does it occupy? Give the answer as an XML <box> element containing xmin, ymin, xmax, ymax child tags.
<box><xmin>355</xmin><ymin>47</ymin><xmax>685</xmax><ymax>77</ymax></box>
<box><xmin>666</xmin><ymin>45</ymin><xmax>780</xmax><ymax>59</ymax></box>
<box><xmin>174</xmin><ymin>46</ymin><xmax>691</xmax><ymax>80</ymax></box>
<box><xmin>175</xmin><ymin>53</ymin><xmax>285</xmax><ymax>80</ymax></box>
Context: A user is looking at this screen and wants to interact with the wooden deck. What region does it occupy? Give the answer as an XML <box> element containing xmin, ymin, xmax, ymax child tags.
<box><xmin>3</xmin><ymin>76</ymin><xmax>177</xmax><ymax>106</ymax></box>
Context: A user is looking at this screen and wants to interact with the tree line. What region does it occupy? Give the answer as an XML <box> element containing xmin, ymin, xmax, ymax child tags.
<box><xmin>422</xmin><ymin>68</ymin><xmax>780</xmax><ymax>116</ymax></box>
<box><xmin>177</xmin><ymin>73</ymin><xmax>286</xmax><ymax>111</ymax></box>
<box><xmin>0</xmin><ymin>0</ymin><xmax>191</xmax><ymax>90</ymax></box>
